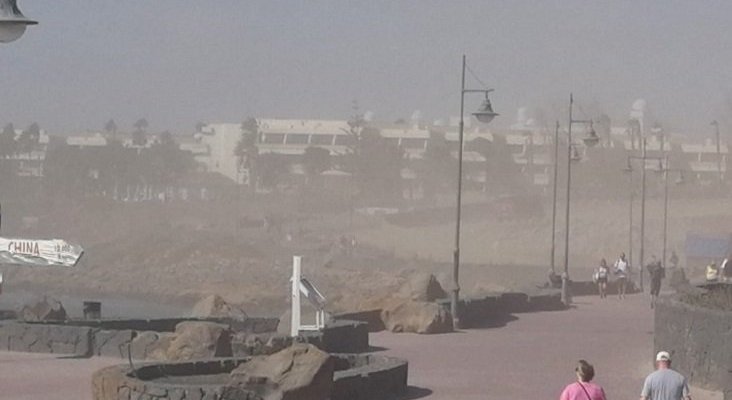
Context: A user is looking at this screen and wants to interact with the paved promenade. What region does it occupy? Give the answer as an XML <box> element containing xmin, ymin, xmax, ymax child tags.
<box><xmin>372</xmin><ymin>292</ymin><xmax>717</xmax><ymax>400</ymax></box>
<box><xmin>0</xmin><ymin>292</ymin><xmax>721</xmax><ymax>399</ymax></box>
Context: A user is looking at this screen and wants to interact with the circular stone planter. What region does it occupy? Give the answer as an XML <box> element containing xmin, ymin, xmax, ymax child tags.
<box><xmin>92</xmin><ymin>353</ymin><xmax>408</xmax><ymax>400</ymax></box>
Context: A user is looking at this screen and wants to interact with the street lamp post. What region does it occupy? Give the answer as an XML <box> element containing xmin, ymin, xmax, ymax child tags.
<box><xmin>550</xmin><ymin>121</ymin><xmax>559</xmax><ymax>273</ymax></box>
<box><xmin>452</xmin><ymin>55</ymin><xmax>498</xmax><ymax>329</ymax></box>
<box><xmin>561</xmin><ymin>94</ymin><xmax>598</xmax><ymax>305</ymax></box>
<box><xmin>661</xmin><ymin>156</ymin><xmax>685</xmax><ymax>267</ymax></box>
<box><xmin>711</xmin><ymin>120</ymin><xmax>722</xmax><ymax>183</ymax></box>
<box><xmin>639</xmin><ymin>139</ymin><xmax>647</xmax><ymax>291</ymax></box>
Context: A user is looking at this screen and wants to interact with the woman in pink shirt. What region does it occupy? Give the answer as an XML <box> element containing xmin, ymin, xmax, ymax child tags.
<box><xmin>560</xmin><ymin>360</ymin><xmax>607</xmax><ymax>400</ymax></box>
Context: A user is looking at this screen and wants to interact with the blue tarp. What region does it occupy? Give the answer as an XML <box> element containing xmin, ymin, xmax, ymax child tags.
<box><xmin>685</xmin><ymin>234</ymin><xmax>732</xmax><ymax>258</ymax></box>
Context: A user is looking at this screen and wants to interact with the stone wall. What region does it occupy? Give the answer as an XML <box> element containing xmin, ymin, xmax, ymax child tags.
<box><xmin>338</xmin><ymin>289</ymin><xmax>565</xmax><ymax>332</ymax></box>
<box><xmin>655</xmin><ymin>296</ymin><xmax>732</xmax><ymax>397</ymax></box>
<box><xmin>0</xmin><ymin>322</ymin><xmax>93</xmax><ymax>356</ymax></box>
<box><xmin>0</xmin><ymin>318</ymin><xmax>368</xmax><ymax>359</ymax></box>
<box><xmin>436</xmin><ymin>289</ymin><xmax>565</xmax><ymax>329</ymax></box>
<box><xmin>92</xmin><ymin>354</ymin><xmax>408</xmax><ymax>400</ymax></box>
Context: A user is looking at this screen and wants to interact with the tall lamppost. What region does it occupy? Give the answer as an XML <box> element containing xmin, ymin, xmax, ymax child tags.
<box><xmin>711</xmin><ymin>120</ymin><xmax>723</xmax><ymax>183</ymax></box>
<box><xmin>550</xmin><ymin>121</ymin><xmax>560</xmax><ymax>273</ymax></box>
<box><xmin>0</xmin><ymin>0</ymin><xmax>37</xmax><ymax>43</ymax></box>
<box><xmin>660</xmin><ymin>156</ymin><xmax>685</xmax><ymax>267</ymax></box>
<box><xmin>561</xmin><ymin>94</ymin><xmax>599</xmax><ymax>305</ymax></box>
<box><xmin>452</xmin><ymin>55</ymin><xmax>498</xmax><ymax>328</ymax></box>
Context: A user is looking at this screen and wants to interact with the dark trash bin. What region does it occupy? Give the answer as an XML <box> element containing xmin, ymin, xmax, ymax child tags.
<box><xmin>83</xmin><ymin>301</ymin><xmax>101</xmax><ymax>320</ymax></box>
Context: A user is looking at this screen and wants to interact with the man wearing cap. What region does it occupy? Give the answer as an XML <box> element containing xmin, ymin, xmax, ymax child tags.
<box><xmin>641</xmin><ymin>351</ymin><xmax>691</xmax><ymax>400</ymax></box>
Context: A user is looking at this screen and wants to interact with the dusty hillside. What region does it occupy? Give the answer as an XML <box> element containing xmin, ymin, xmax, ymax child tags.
<box><xmin>2</xmin><ymin>192</ymin><xmax>731</xmax><ymax>315</ymax></box>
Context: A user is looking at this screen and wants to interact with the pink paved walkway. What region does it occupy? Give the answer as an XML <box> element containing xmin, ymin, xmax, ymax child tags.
<box><xmin>372</xmin><ymin>293</ymin><xmax>657</xmax><ymax>400</ymax></box>
<box><xmin>0</xmin><ymin>353</ymin><xmax>118</xmax><ymax>400</ymax></box>
<box><xmin>0</xmin><ymin>293</ymin><xmax>718</xmax><ymax>400</ymax></box>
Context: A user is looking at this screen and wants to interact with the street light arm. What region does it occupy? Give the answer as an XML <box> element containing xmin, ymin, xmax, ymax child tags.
<box><xmin>462</xmin><ymin>89</ymin><xmax>495</xmax><ymax>94</ymax></box>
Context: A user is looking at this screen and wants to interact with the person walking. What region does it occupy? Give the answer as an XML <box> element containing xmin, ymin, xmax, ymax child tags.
<box><xmin>641</xmin><ymin>351</ymin><xmax>691</xmax><ymax>400</ymax></box>
<box><xmin>647</xmin><ymin>257</ymin><xmax>665</xmax><ymax>309</ymax></box>
<box><xmin>560</xmin><ymin>360</ymin><xmax>607</xmax><ymax>400</ymax></box>
<box><xmin>614</xmin><ymin>252</ymin><xmax>630</xmax><ymax>299</ymax></box>
<box><xmin>705</xmin><ymin>262</ymin><xmax>719</xmax><ymax>282</ymax></box>
<box><xmin>594</xmin><ymin>259</ymin><xmax>610</xmax><ymax>299</ymax></box>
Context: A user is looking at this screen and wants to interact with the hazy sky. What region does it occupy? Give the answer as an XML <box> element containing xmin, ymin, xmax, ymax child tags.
<box><xmin>2</xmin><ymin>1</ymin><xmax>732</xmax><ymax>137</ymax></box>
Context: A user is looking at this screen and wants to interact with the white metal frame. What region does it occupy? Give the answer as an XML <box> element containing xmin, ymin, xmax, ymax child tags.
<box><xmin>290</xmin><ymin>256</ymin><xmax>326</xmax><ymax>337</ymax></box>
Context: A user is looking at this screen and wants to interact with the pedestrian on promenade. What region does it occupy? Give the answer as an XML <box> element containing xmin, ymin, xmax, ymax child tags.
<box><xmin>614</xmin><ymin>252</ymin><xmax>630</xmax><ymax>299</ymax></box>
<box><xmin>559</xmin><ymin>360</ymin><xmax>607</xmax><ymax>400</ymax></box>
<box><xmin>641</xmin><ymin>351</ymin><xmax>691</xmax><ymax>400</ymax></box>
<box><xmin>647</xmin><ymin>256</ymin><xmax>665</xmax><ymax>309</ymax></box>
<box><xmin>594</xmin><ymin>259</ymin><xmax>610</xmax><ymax>298</ymax></box>
<box><xmin>705</xmin><ymin>262</ymin><xmax>719</xmax><ymax>282</ymax></box>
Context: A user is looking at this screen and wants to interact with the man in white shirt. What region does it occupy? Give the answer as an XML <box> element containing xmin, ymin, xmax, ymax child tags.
<box><xmin>614</xmin><ymin>252</ymin><xmax>630</xmax><ymax>299</ymax></box>
<box><xmin>641</xmin><ymin>351</ymin><xmax>691</xmax><ymax>400</ymax></box>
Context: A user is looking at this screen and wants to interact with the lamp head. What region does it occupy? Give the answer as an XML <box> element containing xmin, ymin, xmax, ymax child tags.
<box><xmin>0</xmin><ymin>0</ymin><xmax>37</xmax><ymax>44</ymax></box>
<box><xmin>472</xmin><ymin>90</ymin><xmax>498</xmax><ymax>124</ymax></box>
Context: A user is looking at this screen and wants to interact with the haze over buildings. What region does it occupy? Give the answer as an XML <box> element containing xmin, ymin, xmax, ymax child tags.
<box><xmin>2</xmin><ymin>1</ymin><xmax>732</xmax><ymax>137</ymax></box>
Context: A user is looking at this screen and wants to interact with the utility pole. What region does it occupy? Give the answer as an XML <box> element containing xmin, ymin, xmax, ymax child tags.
<box><xmin>550</xmin><ymin>121</ymin><xmax>559</xmax><ymax>273</ymax></box>
<box><xmin>639</xmin><ymin>138</ymin><xmax>647</xmax><ymax>292</ymax></box>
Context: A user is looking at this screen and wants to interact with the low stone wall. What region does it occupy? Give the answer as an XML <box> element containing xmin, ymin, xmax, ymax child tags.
<box><xmin>655</xmin><ymin>294</ymin><xmax>732</xmax><ymax>397</ymax></box>
<box><xmin>92</xmin><ymin>354</ymin><xmax>408</xmax><ymax>400</ymax></box>
<box><xmin>436</xmin><ymin>289</ymin><xmax>564</xmax><ymax>329</ymax></box>
<box><xmin>331</xmin><ymin>354</ymin><xmax>408</xmax><ymax>400</ymax></box>
<box><xmin>0</xmin><ymin>321</ymin><xmax>93</xmax><ymax>356</ymax></box>
<box><xmin>569</xmin><ymin>279</ymin><xmax>639</xmax><ymax>296</ymax></box>
<box><xmin>61</xmin><ymin>317</ymin><xmax>279</xmax><ymax>334</ymax></box>
<box><xmin>339</xmin><ymin>289</ymin><xmax>565</xmax><ymax>332</ymax></box>
<box><xmin>0</xmin><ymin>318</ymin><xmax>368</xmax><ymax>359</ymax></box>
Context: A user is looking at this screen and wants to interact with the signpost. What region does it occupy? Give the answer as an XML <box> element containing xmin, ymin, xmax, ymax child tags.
<box><xmin>0</xmin><ymin>237</ymin><xmax>84</xmax><ymax>267</ymax></box>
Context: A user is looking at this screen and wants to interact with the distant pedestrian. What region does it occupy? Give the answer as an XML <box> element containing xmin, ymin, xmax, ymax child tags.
<box><xmin>641</xmin><ymin>351</ymin><xmax>690</xmax><ymax>400</ymax></box>
<box><xmin>614</xmin><ymin>252</ymin><xmax>630</xmax><ymax>299</ymax></box>
<box><xmin>647</xmin><ymin>257</ymin><xmax>665</xmax><ymax>309</ymax></box>
<box><xmin>559</xmin><ymin>360</ymin><xmax>607</xmax><ymax>400</ymax></box>
<box><xmin>669</xmin><ymin>251</ymin><xmax>679</xmax><ymax>269</ymax></box>
<box><xmin>594</xmin><ymin>259</ymin><xmax>610</xmax><ymax>298</ymax></box>
<box><xmin>705</xmin><ymin>262</ymin><xmax>719</xmax><ymax>282</ymax></box>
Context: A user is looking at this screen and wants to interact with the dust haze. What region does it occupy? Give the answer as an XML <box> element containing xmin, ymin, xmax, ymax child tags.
<box><xmin>1</xmin><ymin>1</ymin><xmax>731</xmax><ymax>315</ymax></box>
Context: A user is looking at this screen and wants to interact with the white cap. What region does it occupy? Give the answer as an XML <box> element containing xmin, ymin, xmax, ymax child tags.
<box><xmin>656</xmin><ymin>351</ymin><xmax>671</xmax><ymax>362</ymax></box>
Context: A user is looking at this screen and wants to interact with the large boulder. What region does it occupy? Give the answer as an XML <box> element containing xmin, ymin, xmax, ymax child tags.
<box><xmin>191</xmin><ymin>294</ymin><xmax>248</xmax><ymax>320</ymax></box>
<box><xmin>397</xmin><ymin>273</ymin><xmax>447</xmax><ymax>302</ymax></box>
<box><xmin>166</xmin><ymin>321</ymin><xmax>232</xmax><ymax>361</ymax></box>
<box><xmin>228</xmin><ymin>343</ymin><xmax>334</xmax><ymax>400</ymax></box>
<box><xmin>381</xmin><ymin>300</ymin><xmax>453</xmax><ymax>334</ymax></box>
<box><xmin>21</xmin><ymin>297</ymin><xmax>67</xmax><ymax>322</ymax></box>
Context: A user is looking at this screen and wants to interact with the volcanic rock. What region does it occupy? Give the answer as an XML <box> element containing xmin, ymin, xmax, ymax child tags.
<box><xmin>21</xmin><ymin>297</ymin><xmax>67</xmax><ymax>322</ymax></box>
<box><xmin>397</xmin><ymin>273</ymin><xmax>447</xmax><ymax>302</ymax></box>
<box><xmin>166</xmin><ymin>321</ymin><xmax>232</xmax><ymax>361</ymax></box>
<box><xmin>228</xmin><ymin>343</ymin><xmax>334</xmax><ymax>400</ymax></box>
<box><xmin>381</xmin><ymin>300</ymin><xmax>453</xmax><ymax>334</ymax></box>
<box><xmin>191</xmin><ymin>294</ymin><xmax>248</xmax><ymax>320</ymax></box>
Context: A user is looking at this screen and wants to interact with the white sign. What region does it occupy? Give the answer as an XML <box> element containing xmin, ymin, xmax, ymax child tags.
<box><xmin>0</xmin><ymin>237</ymin><xmax>83</xmax><ymax>267</ymax></box>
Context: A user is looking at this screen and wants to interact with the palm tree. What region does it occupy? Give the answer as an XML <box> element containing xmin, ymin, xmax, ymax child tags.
<box><xmin>132</xmin><ymin>118</ymin><xmax>149</xmax><ymax>147</ymax></box>
<box><xmin>0</xmin><ymin>123</ymin><xmax>17</xmax><ymax>159</ymax></box>
<box><xmin>235</xmin><ymin>117</ymin><xmax>259</xmax><ymax>186</ymax></box>
<box><xmin>104</xmin><ymin>119</ymin><xmax>118</xmax><ymax>138</ymax></box>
